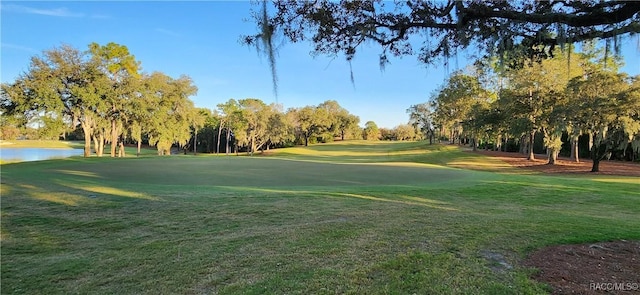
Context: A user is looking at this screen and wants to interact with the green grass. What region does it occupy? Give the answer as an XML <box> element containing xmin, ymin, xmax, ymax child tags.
<box><xmin>1</xmin><ymin>140</ymin><xmax>639</xmax><ymax>294</ymax></box>
<box><xmin>268</xmin><ymin>141</ymin><xmax>514</xmax><ymax>171</ymax></box>
<box><xmin>0</xmin><ymin>140</ymin><xmax>84</xmax><ymax>149</ymax></box>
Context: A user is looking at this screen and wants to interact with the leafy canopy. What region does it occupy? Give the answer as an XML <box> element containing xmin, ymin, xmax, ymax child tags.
<box><xmin>244</xmin><ymin>0</ymin><xmax>639</xmax><ymax>93</ymax></box>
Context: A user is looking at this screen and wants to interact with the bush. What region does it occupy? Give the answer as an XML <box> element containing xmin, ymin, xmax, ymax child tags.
<box><xmin>0</xmin><ymin>125</ymin><xmax>21</xmax><ymax>140</ymax></box>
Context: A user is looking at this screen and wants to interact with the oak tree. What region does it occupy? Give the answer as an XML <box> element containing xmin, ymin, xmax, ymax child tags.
<box><xmin>245</xmin><ymin>0</ymin><xmax>639</xmax><ymax>93</ymax></box>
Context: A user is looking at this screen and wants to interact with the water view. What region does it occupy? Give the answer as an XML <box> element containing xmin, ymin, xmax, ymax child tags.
<box><xmin>0</xmin><ymin>148</ymin><xmax>84</xmax><ymax>162</ymax></box>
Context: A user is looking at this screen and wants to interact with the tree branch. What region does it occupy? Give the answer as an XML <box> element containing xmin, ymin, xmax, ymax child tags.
<box><xmin>463</xmin><ymin>2</ymin><xmax>640</xmax><ymax>28</ymax></box>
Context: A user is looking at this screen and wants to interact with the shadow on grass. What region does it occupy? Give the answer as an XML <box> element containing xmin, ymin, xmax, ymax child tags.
<box><xmin>482</xmin><ymin>179</ymin><xmax>640</xmax><ymax>197</ymax></box>
<box><xmin>269</xmin><ymin>142</ymin><xmax>525</xmax><ymax>174</ymax></box>
<box><xmin>220</xmin><ymin>186</ymin><xmax>459</xmax><ymax>211</ymax></box>
<box><xmin>2</xmin><ymin>141</ymin><xmax>639</xmax><ymax>295</ymax></box>
<box><xmin>3</xmin><ymin>181</ymin><xmax>159</xmax><ymax>207</ymax></box>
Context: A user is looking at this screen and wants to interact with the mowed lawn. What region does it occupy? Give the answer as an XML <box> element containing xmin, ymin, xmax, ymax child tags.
<box><xmin>1</xmin><ymin>141</ymin><xmax>639</xmax><ymax>294</ymax></box>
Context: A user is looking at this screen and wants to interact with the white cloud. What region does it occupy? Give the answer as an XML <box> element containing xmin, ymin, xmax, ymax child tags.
<box><xmin>1</xmin><ymin>43</ymin><xmax>38</xmax><ymax>53</ymax></box>
<box><xmin>1</xmin><ymin>4</ymin><xmax>84</xmax><ymax>17</ymax></box>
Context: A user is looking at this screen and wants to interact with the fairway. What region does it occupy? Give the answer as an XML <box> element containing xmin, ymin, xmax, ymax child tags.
<box><xmin>1</xmin><ymin>141</ymin><xmax>639</xmax><ymax>294</ymax></box>
<box><xmin>21</xmin><ymin>156</ymin><xmax>476</xmax><ymax>188</ymax></box>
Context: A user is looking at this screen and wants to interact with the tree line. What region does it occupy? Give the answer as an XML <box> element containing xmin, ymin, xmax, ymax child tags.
<box><xmin>241</xmin><ymin>0</ymin><xmax>640</xmax><ymax>173</ymax></box>
<box><xmin>1</xmin><ymin>43</ymin><xmax>378</xmax><ymax>156</ymax></box>
<box><xmin>4</xmin><ymin>42</ymin><xmax>638</xmax><ymax>172</ymax></box>
<box><xmin>1</xmin><ymin>43</ymin><xmax>201</xmax><ymax>157</ymax></box>
<box><xmin>407</xmin><ymin>43</ymin><xmax>640</xmax><ymax>172</ymax></box>
<box><xmin>192</xmin><ymin>98</ymin><xmax>364</xmax><ymax>155</ymax></box>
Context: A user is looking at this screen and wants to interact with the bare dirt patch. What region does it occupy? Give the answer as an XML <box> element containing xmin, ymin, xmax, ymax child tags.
<box><xmin>524</xmin><ymin>241</ymin><xmax>640</xmax><ymax>294</ymax></box>
<box><xmin>472</xmin><ymin>151</ymin><xmax>639</xmax><ymax>293</ymax></box>
<box><xmin>474</xmin><ymin>150</ymin><xmax>640</xmax><ymax>177</ymax></box>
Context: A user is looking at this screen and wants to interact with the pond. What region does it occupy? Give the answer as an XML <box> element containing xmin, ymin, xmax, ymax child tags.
<box><xmin>0</xmin><ymin>148</ymin><xmax>84</xmax><ymax>163</ymax></box>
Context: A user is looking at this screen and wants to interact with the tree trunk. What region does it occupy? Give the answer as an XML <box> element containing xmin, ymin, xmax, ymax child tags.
<box><xmin>137</xmin><ymin>140</ymin><xmax>141</xmax><ymax>157</ymax></box>
<box><xmin>110</xmin><ymin>116</ymin><xmax>117</xmax><ymax>157</ymax></box>
<box><xmin>81</xmin><ymin>125</ymin><xmax>92</xmax><ymax>157</ymax></box>
<box><xmin>502</xmin><ymin>136</ymin><xmax>506</xmax><ymax>152</ymax></box>
<box><xmin>250</xmin><ymin>137</ymin><xmax>255</xmax><ymax>156</ymax></box>
<box><xmin>547</xmin><ymin>148</ymin><xmax>558</xmax><ymax>165</ymax></box>
<box><xmin>546</xmin><ymin>147</ymin><xmax>550</xmax><ymax>159</ymax></box>
<box><xmin>93</xmin><ymin>132</ymin><xmax>105</xmax><ymax>157</ymax></box>
<box><xmin>304</xmin><ymin>134</ymin><xmax>309</xmax><ymax>146</ymax></box>
<box><xmin>118</xmin><ymin>141</ymin><xmax>125</xmax><ymax>157</ymax></box>
<box><xmin>217</xmin><ymin>123</ymin><xmax>223</xmax><ymax>154</ymax></box>
<box><xmin>591</xmin><ymin>158</ymin><xmax>600</xmax><ymax>172</ymax></box>
<box><xmin>92</xmin><ymin>135</ymin><xmax>99</xmax><ymax>156</ymax></box>
<box><xmin>98</xmin><ymin>133</ymin><xmax>105</xmax><ymax>157</ymax></box>
<box><xmin>226</xmin><ymin>128</ymin><xmax>231</xmax><ymax>155</ymax></box>
<box><xmin>341</xmin><ymin>130</ymin><xmax>345</xmax><ymax>141</ymax></box>
<box><xmin>194</xmin><ymin>128</ymin><xmax>198</xmax><ymax>155</ymax></box>
<box><xmin>569</xmin><ymin>135</ymin><xmax>579</xmax><ymax>163</ymax></box>
<box><xmin>590</xmin><ymin>134</ymin><xmax>604</xmax><ymax>172</ymax></box>
<box><xmin>527</xmin><ymin>131</ymin><xmax>535</xmax><ymax>160</ymax></box>
<box><xmin>82</xmin><ymin>133</ymin><xmax>91</xmax><ymax>158</ymax></box>
<box><xmin>255</xmin><ymin>139</ymin><xmax>268</xmax><ymax>154</ymax></box>
<box><xmin>591</xmin><ymin>145</ymin><xmax>600</xmax><ymax>172</ymax></box>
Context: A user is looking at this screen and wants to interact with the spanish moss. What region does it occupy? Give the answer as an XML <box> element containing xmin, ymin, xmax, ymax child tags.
<box><xmin>259</xmin><ymin>0</ymin><xmax>279</xmax><ymax>100</ymax></box>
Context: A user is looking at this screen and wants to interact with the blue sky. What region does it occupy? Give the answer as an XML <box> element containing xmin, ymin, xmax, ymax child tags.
<box><xmin>2</xmin><ymin>1</ymin><xmax>639</xmax><ymax>129</ymax></box>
